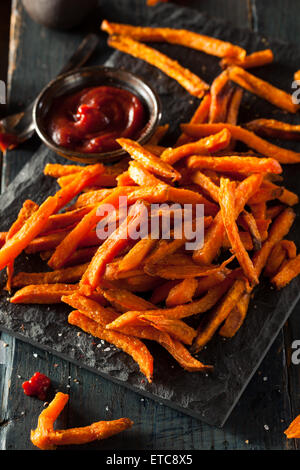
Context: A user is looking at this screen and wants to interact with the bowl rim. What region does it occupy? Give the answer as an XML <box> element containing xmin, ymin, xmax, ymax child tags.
<box><xmin>33</xmin><ymin>65</ymin><xmax>162</xmax><ymax>163</ymax></box>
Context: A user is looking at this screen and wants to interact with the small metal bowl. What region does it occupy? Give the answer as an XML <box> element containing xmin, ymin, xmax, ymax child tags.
<box><xmin>33</xmin><ymin>66</ymin><xmax>162</xmax><ymax>163</ymax></box>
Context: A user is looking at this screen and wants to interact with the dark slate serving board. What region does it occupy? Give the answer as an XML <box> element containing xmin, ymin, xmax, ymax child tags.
<box><xmin>1</xmin><ymin>2</ymin><xmax>300</xmax><ymax>427</ymax></box>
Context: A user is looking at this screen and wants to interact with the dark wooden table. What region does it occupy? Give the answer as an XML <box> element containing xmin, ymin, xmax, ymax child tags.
<box><xmin>1</xmin><ymin>0</ymin><xmax>300</xmax><ymax>451</ymax></box>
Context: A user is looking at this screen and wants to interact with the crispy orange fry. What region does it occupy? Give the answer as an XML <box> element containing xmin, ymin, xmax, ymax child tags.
<box><xmin>116</xmin><ymin>171</ymin><xmax>136</xmax><ymax>187</ymax></box>
<box><xmin>30</xmin><ymin>392</ymin><xmax>132</xmax><ymax>450</ymax></box>
<box><xmin>0</xmin><ymin>164</ymin><xmax>105</xmax><ymax>271</ymax></box>
<box><xmin>80</xmin><ymin>200</ymin><xmax>149</xmax><ymax>292</ymax></box>
<box><xmin>140</xmin><ymin>314</ymin><xmax>197</xmax><ymax>345</ymax></box>
<box><xmin>118</xmin><ymin>237</ymin><xmax>157</xmax><ymax>272</ymax></box>
<box><xmin>68</xmin><ymin>310</ymin><xmax>153</xmax><ymax>382</ymax></box>
<box><xmin>226</xmin><ymin>87</ymin><xmax>243</xmax><ymax>125</ymax></box>
<box><xmin>191</xmin><ymin>170</ymin><xmax>220</xmax><ymax>203</ymax></box>
<box><xmin>192</xmin><ymin>279</ymin><xmax>246</xmax><ymax>352</ymax></box>
<box><xmin>264</xmin><ymin>242</ymin><xmax>288</xmax><ymax>278</ymax></box>
<box><xmin>209</xmin><ymin>70</ymin><xmax>233</xmax><ymax>123</ymax></box>
<box><xmin>165</xmin><ymin>277</ymin><xmax>198</xmax><ymax>307</ymax></box>
<box><xmin>193</xmin><ymin>173</ymin><xmax>263</xmax><ymax>264</ymax></box>
<box><xmin>101</xmin><ymin>21</ymin><xmax>246</xmax><ymax>60</ymax></box>
<box><xmin>218</xmin><ymin>292</ymin><xmax>251</xmax><ymax>338</ymax></box>
<box><xmin>228</xmin><ymin>65</ymin><xmax>299</xmax><ymax>113</ymax></box>
<box><xmin>117</xmin><ymin>138</ymin><xmax>181</xmax><ymax>182</ymax></box>
<box><xmin>246</xmin><ymin>118</ymin><xmax>300</xmax><ymax>140</ymax></box>
<box><xmin>161</xmin><ymin>128</ymin><xmax>231</xmax><ymax>165</ymax></box>
<box><xmin>107</xmin><ymin>35</ymin><xmax>209</xmax><ymax>98</ymax></box>
<box><xmin>271</xmin><ymin>253</ymin><xmax>300</xmax><ymax>289</ymax></box>
<box><xmin>48</xmin><ymin>186</ymin><xmax>133</xmax><ymax>269</ymax></box>
<box><xmin>252</xmin><ymin>208</ymin><xmax>296</xmax><ymax>278</ymax></box>
<box><xmin>181</xmin><ymin>123</ymin><xmax>300</xmax><ymax>164</ymax></box>
<box><xmin>148</xmin><ymin>124</ymin><xmax>169</xmax><ymax>145</ymax></box>
<box><xmin>284</xmin><ymin>414</ymin><xmax>300</xmax><ymax>438</ymax></box>
<box><xmin>187</xmin><ymin>155</ymin><xmax>282</xmax><ymax>174</ymax></box>
<box><xmin>128</xmin><ymin>160</ymin><xmax>164</xmax><ymax>186</ymax></box>
<box><xmin>11</xmin><ymin>263</ymin><xmax>90</xmax><ymax>288</ymax></box>
<box><xmin>5</xmin><ymin>200</ymin><xmax>39</xmax><ymax>291</ymax></box>
<box><xmin>220</xmin><ymin>49</ymin><xmax>274</xmax><ymax>69</ymax></box>
<box><xmin>72</xmin><ymin>188</ymin><xmax>114</xmax><ymax>209</ymax></box>
<box><xmin>150</xmin><ymin>280</ymin><xmax>179</xmax><ymax>304</ymax></box>
<box><xmin>10</xmin><ymin>284</ymin><xmax>79</xmax><ymax>304</ymax></box>
<box><xmin>144</xmin><ymin>258</ymin><xmax>232</xmax><ymax>280</ymax></box>
<box><xmin>101</xmin><ymin>287</ymin><xmax>157</xmax><ymax>312</ymax></box>
<box><xmin>219</xmin><ymin>178</ymin><xmax>258</xmax><ymax>284</ymax></box>
<box><xmin>176</xmin><ymin>93</ymin><xmax>211</xmax><ymax>146</ymax></box>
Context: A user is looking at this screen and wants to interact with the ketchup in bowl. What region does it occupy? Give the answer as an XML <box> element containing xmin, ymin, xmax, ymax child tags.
<box><xmin>47</xmin><ymin>85</ymin><xmax>146</xmax><ymax>154</ymax></box>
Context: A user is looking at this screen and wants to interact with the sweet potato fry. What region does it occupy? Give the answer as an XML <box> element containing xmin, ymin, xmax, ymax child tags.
<box><xmin>144</xmin><ymin>257</ymin><xmax>232</xmax><ymax>280</ymax></box>
<box><xmin>128</xmin><ymin>160</ymin><xmax>164</xmax><ymax>186</ymax></box>
<box><xmin>148</xmin><ymin>124</ymin><xmax>169</xmax><ymax>145</ymax></box>
<box><xmin>150</xmin><ymin>280</ymin><xmax>179</xmax><ymax>304</ymax></box>
<box><xmin>165</xmin><ymin>278</ymin><xmax>198</xmax><ymax>307</ymax></box>
<box><xmin>0</xmin><ymin>232</ymin><xmax>6</xmax><ymax>249</ymax></box>
<box><xmin>219</xmin><ymin>178</ymin><xmax>258</xmax><ymax>285</ymax></box>
<box><xmin>5</xmin><ymin>200</ymin><xmax>39</xmax><ymax>291</ymax></box>
<box><xmin>294</xmin><ymin>70</ymin><xmax>300</xmax><ymax>82</ymax></box>
<box><xmin>101</xmin><ymin>287</ymin><xmax>157</xmax><ymax>312</ymax></box>
<box><xmin>107</xmin><ymin>35</ymin><xmax>209</xmax><ymax>98</ymax></box>
<box><xmin>48</xmin><ymin>186</ymin><xmax>133</xmax><ymax>269</ymax></box>
<box><xmin>218</xmin><ymin>292</ymin><xmax>251</xmax><ymax>338</ymax></box>
<box><xmin>11</xmin><ymin>263</ymin><xmax>90</xmax><ymax>288</ymax></box>
<box><xmin>246</xmin><ymin>118</ymin><xmax>300</xmax><ymax>140</ymax></box>
<box><xmin>106</xmin><ymin>279</ymin><xmax>233</xmax><ymax>331</ymax></box>
<box><xmin>0</xmin><ymin>197</ymin><xmax>57</xmax><ymax>271</ymax></box>
<box><xmin>116</xmin><ymin>171</ymin><xmax>136</xmax><ymax>187</ymax></box>
<box><xmin>239</xmin><ymin>210</ymin><xmax>262</xmax><ymax>251</ymax></box>
<box><xmin>209</xmin><ymin>70</ymin><xmax>233</xmax><ymax>123</ymax></box>
<box><xmin>176</xmin><ymin>93</ymin><xmax>211</xmax><ymax>146</ymax></box>
<box><xmin>161</xmin><ymin>128</ymin><xmax>231</xmax><ymax>165</ymax></box>
<box><xmin>30</xmin><ymin>392</ymin><xmax>133</xmax><ymax>450</ymax></box>
<box><xmin>68</xmin><ymin>310</ymin><xmax>153</xmax><ymax>382</ymax></box>
<box><xmin>44</xmin><ymin>163</ymin><xmax>84</xmax><ymax>178</ymax></box>
<box><xmin>226</xmin><ymin>87</ymin><xmax>243</xmax><ymax>125</ymax></box>
<box><xmin>0</xmin><ymin>164</ymin><xmax>107</xmax><ymax>271</ymax></box>
<box><xmin>101</xmin><ymin>21</ymin><xmax>246</xmax><ymax>60</ymax></box>
<box><xmin>187</xmin><ymin>155</ymin><xmax>282</xmax><ymax>174</ymax></box>
<box><xmin>252</xmin><ymin>208</ymin><xmax>296</xmax><ymax>278</ymax></box>
<box><xmin>181</xmin><ymin>123</ymin><xmax>300</xmax><ymax>163</ymax></box>
<box><xmin>10</xmin><ymin>284</ymin><xmax>79</xmax><ymax>304</ymax></box>
<box><xmin>118</xmin><ymin>237</ymin><xmax>157</xmax><ymax>272</ymax></box>
<box><xmin>117</xmin><ymin>138</ymin><xmax>181</xmax><ymax>182</ymax></box>
<box><xmin>80</xmin><ymin>200</ymin><xmax>149</xmax><ymax>292</ymax></box>
<box><xmin>228</xmin><ymin>66</ymin><xmax>299</xmax><ymax>113</ymax></box>
<box><xmin>284</xmin><ymin>414</ymin><xmax>300</xmax><ymax>438</ymax></box>
<box><xmin>72</xmin><ymin>189</ymin><xmax>114</xmax><ymax>209</ymax></box>
<box><xmin>220</xmin><ymin>49</ymin><xmax>274</xmax><ymax>69</ymax></box>
<box><xmin>140</xmin><ymin>314</ymin><xmax>197</xmax><ymax>345</ymax></box>
<box><xmin>192</xmin><ymin>279</ymin><xmax>246</xmax><ymax>352</ymax></box>
<box><xmin>162</xmin><ymin>338</ymin><xmax>213</xmax><ymax>372</ymax></box>
<box><xmin>263</xmin><ymin>242</ymin><xmax>288</xmax><ymax>278</ymax></box>
<box><xmin>193</xmin><ymin>173</ymin><xmax>263</xmax><ymax>264</ymax></box>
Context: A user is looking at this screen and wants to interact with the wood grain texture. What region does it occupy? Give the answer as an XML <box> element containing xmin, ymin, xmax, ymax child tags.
<box><xmin>0</xmin><ymin>0</ymin><xmax>299</xmax><ymax>450</ymax></box>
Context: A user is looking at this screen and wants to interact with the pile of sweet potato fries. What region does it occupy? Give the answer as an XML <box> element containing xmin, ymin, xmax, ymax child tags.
<box><xmin>1</xmin><ymin>21</ymin><xmax>300</xmax><ymax>383</ymax></box>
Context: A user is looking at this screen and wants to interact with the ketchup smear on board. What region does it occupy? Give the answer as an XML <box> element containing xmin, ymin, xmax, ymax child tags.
<box><xmin>47</xmin><ymin>85</ymin><xmax>146</xmax><ymax>154</ymax></box>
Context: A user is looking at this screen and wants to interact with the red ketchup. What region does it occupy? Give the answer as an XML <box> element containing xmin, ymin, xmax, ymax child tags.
<box><xmin>22</xmin><ymin>372</ymin><xmax>51</xmax><ymax>400</ymax></box>
<box><xmin>47</xmin><ymin>85</ymin><xmax>146</xmax><ymax>153</ymax></box>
